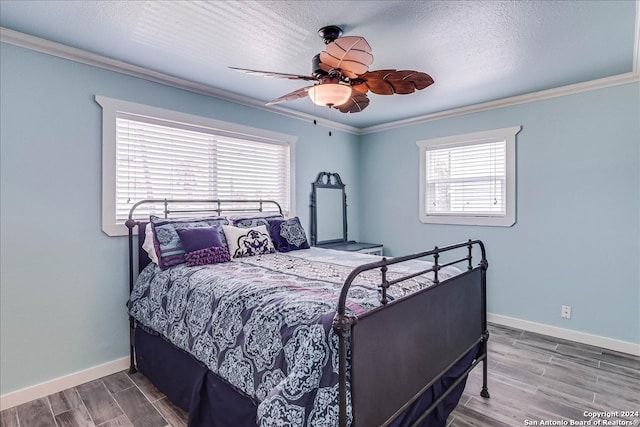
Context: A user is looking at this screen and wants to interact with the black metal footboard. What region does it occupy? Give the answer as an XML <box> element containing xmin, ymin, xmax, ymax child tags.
<box><xmin>333</xmin><ymin>241</ymin><xmax>489</xmax><ymax>427</ymax></box>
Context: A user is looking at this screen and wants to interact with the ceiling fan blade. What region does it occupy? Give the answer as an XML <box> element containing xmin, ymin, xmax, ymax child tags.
<box><xmin>319</xmin><ymin>36</ymin><xmax>374</xmax><ymax>79</ymax></box>
<box><xmin>359</xmin><ymin>69</ymin><xmax>434</xmax><ymax>95</ymax></box>
<box><xmin>229</xmin><ymin>67</ymin><xmax>317</xmax><ymax>81</ymax></box>
<box><xmin>266</xmin><ymin>86</ymin><xmax>313</xmax><ymax>105</ymax></box>
<box><xmin>352</xmin><ymin>82</ymin><xmax>370</xmax><ymax>94</ymax></box>
<box><xmin>334</xmin><ymin>91</ymin><xmax>370</xmax><ymax>113</ymax></box>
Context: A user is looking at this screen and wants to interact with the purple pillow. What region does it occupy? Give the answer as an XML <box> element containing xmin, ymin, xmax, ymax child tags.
<box><xmin>184</xmin><ymin>247</ymin><xmax>231</xmax><ymax>266</ymax></box>
<box><xmin>176</xmin><ymin>226</ymin><xmax>223</xmax><ymax>253</ymax></box>
<box><xmin>269</xmin><ymin>217</ymin><xmax>310</xmax><ymax>252</ymax></box>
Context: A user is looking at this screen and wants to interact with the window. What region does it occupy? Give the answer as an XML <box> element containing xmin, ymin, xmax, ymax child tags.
<box><xmin>417</xmin><ymin>126</ymin><xmax>520</xmax><ymax>227</ymax></box>
<box><xmin>97</xmin><ymin>96</ymin><xmax>296</xmax><ymax>236</ymax></box>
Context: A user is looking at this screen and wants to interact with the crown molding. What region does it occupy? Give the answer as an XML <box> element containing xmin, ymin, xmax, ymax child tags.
<box><xmin>362</xmin><ymin>2</ymin><xmax>640</xmax><ymax>134</ymax></box>
<box><xmin>2</xmin><ymin>25</ymin><xmax>638</xmax><ymax>137</ymax></box>
<box><xmin>0</xmin><ymin>27</ymin><xmax>360</xmax><ymax>135</ymax></box>
<box><xmin>360</xmin><ymin>71</ymin><xmax>640</xmax><ymax>134</ymax></box>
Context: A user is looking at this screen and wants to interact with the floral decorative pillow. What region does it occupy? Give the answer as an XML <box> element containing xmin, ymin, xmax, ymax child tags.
<box><xmin>230</xmin><ymin>214</ymin><xmax>284</xmax><ymax>229</ymax></box>
<box><xmin>269</xmin><ymin>217</ymin><xmax>310</xmax><ymax>253</ymax></box>
<box><xmin>150</xmin><ymin>216</ymin><xmax>229</xmax><ymax>269</ymax></box>
<box><xmin>222</xmin><ymin>225</ymin><xmax>276</xmax><ymax>258</ymax></box>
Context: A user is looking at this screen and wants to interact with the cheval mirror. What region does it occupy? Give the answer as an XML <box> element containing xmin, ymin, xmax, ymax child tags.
<box><xmin>310</xmin><ymin>172</ymin><xmax>347</xmax><ymax>246</ymax></box>
<box><xmin>310</xmin><ymin>172</ymin><xmax>384</xmax><ymax>255</ymax></box>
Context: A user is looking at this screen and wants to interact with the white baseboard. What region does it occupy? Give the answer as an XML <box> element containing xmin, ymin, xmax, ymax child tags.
<box><xmin>488</xmin><ymin>313</ymin><xmax>640</xmax><ymax>356</ymax></box>
<box><xmin>0</xmin><ymin>357</ymin><xmax>129</xmax><ymax>411</ymax></box>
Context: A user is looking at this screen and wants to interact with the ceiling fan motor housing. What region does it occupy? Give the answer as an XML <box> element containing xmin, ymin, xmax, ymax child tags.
<box><xmin>312</xmin><ymin>54</ymin><xmax>327</xmax><ymax>79</ymax></box>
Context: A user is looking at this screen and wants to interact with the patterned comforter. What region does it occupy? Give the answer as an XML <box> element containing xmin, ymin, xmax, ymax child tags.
<box><xmin>128</xmin><ymin>247</ymin><xmax>460</xmax><ymax>426</ymax></box>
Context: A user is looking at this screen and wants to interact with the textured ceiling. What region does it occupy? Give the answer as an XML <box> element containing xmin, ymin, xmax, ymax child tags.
<box><xmin>0</xmin><ymin>0</ymin><xmax>637</xmax><ymax>128</ymax></box>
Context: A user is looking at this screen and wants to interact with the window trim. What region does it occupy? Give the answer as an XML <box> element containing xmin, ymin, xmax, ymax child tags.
<box><xmin>416</xmin><ymin>126</ymin><xmax>520</xmax><ymax>227</ymax></box>
<box><xmin>96</xmin><ymin>95</ymin><xmax>297</xmax><ymax>236</ymax></box>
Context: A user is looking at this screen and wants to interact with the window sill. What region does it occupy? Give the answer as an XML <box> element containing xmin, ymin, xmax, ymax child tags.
<box><xmin>419</xmin><ymin>213</ymin><xmax>515</xmax><ymax>227</ymax></box>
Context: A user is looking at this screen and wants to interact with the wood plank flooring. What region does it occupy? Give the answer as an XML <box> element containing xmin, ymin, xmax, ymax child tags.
<box><xmin>449</xmin><ymin>324</ymin><xmax>640</xmax><ymax>427</ymax></box>
<box><xmin>1</xmin><ymin>323</ymin><xmax>638</xmax><ymax>427</ymax></box>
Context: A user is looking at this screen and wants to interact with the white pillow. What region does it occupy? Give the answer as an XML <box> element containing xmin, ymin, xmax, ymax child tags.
<box><xmin>222</xmin><ymin>225</ymin><xmax>275</xmax><ymax>258</ymax></box>
<box><xmin>142</xmin><ymin>223</ymin><xmax>159</xmax><ymax>265</ymax></box>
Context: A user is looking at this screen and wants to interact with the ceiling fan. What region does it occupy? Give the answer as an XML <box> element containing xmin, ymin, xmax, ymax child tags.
<box><xmin>230</xmin><ymin>25</ymin><xmax>434</xmax><ymax>113</ymax></box>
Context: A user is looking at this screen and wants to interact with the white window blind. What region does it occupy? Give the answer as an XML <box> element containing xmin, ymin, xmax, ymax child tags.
<box><xmin>115</xmin><ymin>113</ymin><xmax>290</xmax><ymax>222</ymax></box>
<box><xmin>416</xmin><ymin>126</ymin><xmax>520</xmax><ymax>227</ymax></box>
<box><xmin>425</xmin><ymin>140</ymin><xmax>506</xmax><ymax>216</ymax></box>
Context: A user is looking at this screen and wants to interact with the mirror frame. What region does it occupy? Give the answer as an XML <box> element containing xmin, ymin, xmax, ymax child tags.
<box><xmin>310</xmin><ymin>172</ymin><xmax>347</xmax><ymax>246</ymax></box>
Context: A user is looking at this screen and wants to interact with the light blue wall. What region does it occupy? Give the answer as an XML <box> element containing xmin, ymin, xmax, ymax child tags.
<box><xmin>0</xmin><ymin>43</ymin><xmax>360</xmax><ymax>395</ymax></box>
<box><xmin>358</xmin><ymin>83</ymin><xmax>640</xmax><ymax>344</ymax></box>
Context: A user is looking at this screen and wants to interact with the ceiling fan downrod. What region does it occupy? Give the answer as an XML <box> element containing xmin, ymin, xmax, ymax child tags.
<box><xmin>318</xmin><ymin>25</ymin><xmax>343</xmax><ymax>44</ymax></box>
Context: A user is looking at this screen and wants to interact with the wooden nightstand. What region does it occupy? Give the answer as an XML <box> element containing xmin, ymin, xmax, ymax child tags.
<box><xmin>316</xmin><ymin>241</ymin><xmax>384</xmax><ymax>256</ymax></box>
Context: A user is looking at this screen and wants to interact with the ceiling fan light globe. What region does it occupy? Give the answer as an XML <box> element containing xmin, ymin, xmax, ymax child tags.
<box><xmin>308</xmin><ymin>84</ymin><xmax>352</xmax><ymax>107</ymax></box>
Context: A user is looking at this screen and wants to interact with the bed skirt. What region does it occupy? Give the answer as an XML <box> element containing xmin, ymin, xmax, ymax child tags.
<box><xmin>135</xmin><ymin>326</ymin><xmax>474</xmax><ymax>427</ymax></box>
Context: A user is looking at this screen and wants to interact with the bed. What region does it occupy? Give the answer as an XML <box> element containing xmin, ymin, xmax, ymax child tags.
<box><xmin>125</xmin><ymin>199</ymin><xmax>490</xmax><ymax>427</ymax></box>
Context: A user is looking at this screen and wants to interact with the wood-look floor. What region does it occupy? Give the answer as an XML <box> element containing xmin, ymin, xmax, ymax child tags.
<box><xmin>1</xmin><ymin>323</ymin><xmax>638</xmax><ymax>427</ymax></box>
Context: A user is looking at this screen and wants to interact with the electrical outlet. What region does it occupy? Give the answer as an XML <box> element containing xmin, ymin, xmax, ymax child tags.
<box><xmin>561</xmin><ymin>305</ymin><xmax>571</xmax><ymax>319</ymax></box>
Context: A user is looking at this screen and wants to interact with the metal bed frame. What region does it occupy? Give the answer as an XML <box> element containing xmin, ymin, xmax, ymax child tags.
<box><xmin>125</xmin><ymin>199</ymin><xmax>490</xmax><ymax>427</ymax></box>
